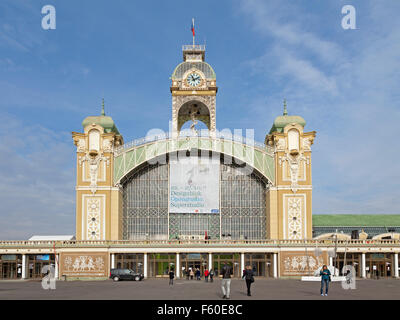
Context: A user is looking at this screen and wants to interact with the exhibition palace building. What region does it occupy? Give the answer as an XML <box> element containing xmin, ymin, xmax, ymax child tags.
<box><xmin>0</xmin><ymin>43</ymin><xmax>399</xmax><ymax>280</ymax></box>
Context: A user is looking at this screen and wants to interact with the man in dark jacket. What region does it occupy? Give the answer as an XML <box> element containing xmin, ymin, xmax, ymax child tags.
<box><xmin>169</xmin><ymin>269</ymin><xmax>175</xmax><ymax>286</ymax></box>
<box><xmin>221</xmin><ymin>262</ymin><xmax>233</xmax><ymax>299</ymax></box>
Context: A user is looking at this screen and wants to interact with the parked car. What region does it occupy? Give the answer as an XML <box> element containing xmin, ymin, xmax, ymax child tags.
<box><xmin>110</xmin><ymin>269</ymin><xmax>144</xmax><ymax>282</ymax></box>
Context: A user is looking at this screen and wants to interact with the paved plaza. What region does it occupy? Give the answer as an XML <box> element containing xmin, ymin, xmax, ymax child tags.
<box><xmin>0</xmin><ymin>278</ymin><xmax>399</xmax><ymax>300</ymax></box>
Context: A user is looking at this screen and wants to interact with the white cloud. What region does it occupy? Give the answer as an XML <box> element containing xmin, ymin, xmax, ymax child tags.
<box><xmin>0</xmin><ymin>114</ymin><xmax>75</xmax><ymax>239</ymax></box>
<box><xmin>238</xmin><ymin>0</ymin><xmax>400</xmax><ymax>214</ymax></box>
<box><xmin>239</xmin><ymin>0</ymin><xmax>343</xmax><ymax>64</ymax></box>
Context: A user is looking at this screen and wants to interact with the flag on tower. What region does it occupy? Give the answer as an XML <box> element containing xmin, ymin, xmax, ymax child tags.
<box><xmin>191</xmin><ymin>18</ymin><xmax>195</xmax><ymax>37</ymax></box>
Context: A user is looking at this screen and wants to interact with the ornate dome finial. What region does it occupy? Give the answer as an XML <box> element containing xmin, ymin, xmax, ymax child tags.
<box><xmin>283</xmin><ymin>99</ymin><xmax>288</xmax><ymax>116</ymax></box>
<box><xmin>101</xmin><ymin>98</ymin><xmax>105</xmax><ymax>116</ymax></box>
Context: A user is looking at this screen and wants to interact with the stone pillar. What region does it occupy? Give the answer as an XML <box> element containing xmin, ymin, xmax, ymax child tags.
<box><xmin>208</xmin><ymin>253</ymin><xmax>212</xmax><ymax>271</ymax></box>
<box><xmin>55</xmin><ymin>254</ymin><xmax>59</xmax><ymax>279</ymax></box>
<box><xmin>176</xmin><ymin>253</ymin><xmax>180</xmax><ymax>279</ymax></box>
<box><xmin>361</xmin><ymin>253</ymin><xmax>366</xmax><ymax>278</ymax></box>
<box><xmin>273</xmin><ymin>253</ymin><xmax>278</xmax><ymax>278</ymax></box>
<box><xmin>241</xmin><ymin>253</ymin><xmax>245</xmax><ymax>274</ymax></box>
<box><xmin>22</xmin><ymin>254</ymin><xmax>27</xmax><ymax>279</ymax></box>
<box><xmin>144</xmin><ymin>253</ymin><xmax>148</xmax><ymax>279</ymax></box>
<box><xmin>329</xmin><ymin>256</ymin><xmax>333</xmax><ymax>267</ymax></box>
<box><xmin>394</xmin><ymin>253</ymin><xmax>399</xmax><ymax>278</ymax></box>
<box><xmin>111</xmin><ymin>253</ymin><xmax>115</xmax><ymax>269</ymax></box>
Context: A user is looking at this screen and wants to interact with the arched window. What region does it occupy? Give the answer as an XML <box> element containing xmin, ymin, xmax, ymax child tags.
<box><xmin>121</xmin><ymin>155</ymin><xmax>268</xmax><ymax>240</ymax></box>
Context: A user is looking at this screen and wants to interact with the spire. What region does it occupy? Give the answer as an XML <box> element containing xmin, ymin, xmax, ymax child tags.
<box><xmin>283</xmin><ymin>99</ymin><xmax>288</xmax><ymax>116</ymax></box>
<box><xmin>101</xmin><ymin>98</ymin><xmax>105</xmax><ymax>116</ymax></box>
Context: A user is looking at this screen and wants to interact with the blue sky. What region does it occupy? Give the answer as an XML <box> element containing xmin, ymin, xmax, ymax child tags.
<box><xmin>0</xmin><ymin>0</ymin><xmax>399</xmax><ymax>239</ymax></box>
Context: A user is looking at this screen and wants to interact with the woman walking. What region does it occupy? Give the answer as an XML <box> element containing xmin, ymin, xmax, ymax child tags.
<box><xmin>320</xmin><ymin>265</ymin><xmax>331</xmax><ymax>296</ymax></box>
<box><xmin>242</xmin><ymin>265</ymin><xmax>255</xmax><ymax>296</ymax></box>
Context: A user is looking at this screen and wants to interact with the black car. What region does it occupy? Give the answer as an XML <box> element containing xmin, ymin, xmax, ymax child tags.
<box><xmin>110</xmin><ymin>268</ymin><xmax>144</xmax><ymax>281</ymax></box>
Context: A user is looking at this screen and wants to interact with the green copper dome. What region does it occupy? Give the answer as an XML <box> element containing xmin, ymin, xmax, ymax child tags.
<box><xmin>172</xmin><ymin>61</ymin><xmax>216</xmax><ymax>80</ymax></box>
<box><xmin>269</xmin><ymin>100</ymin><xmax>306</xmax><ymax>134</ymax></box>
<box><xmin>82</xmin><ymin>99</ymin><xmax>120</xmax><ymax>134</ymax></box>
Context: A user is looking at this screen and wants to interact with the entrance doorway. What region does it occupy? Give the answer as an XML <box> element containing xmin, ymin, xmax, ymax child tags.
<box><xmin>212</xmin><ymin>253</ymin><xmax>241</xmax><ymax>278</ymax></box>
<box><xmin>28</xmin><ymin>254</ymin><xmax>55</xmax><ymax>279</ymax></box>
<box><xmin>115</xmin><ymin>254</ymin><xmax>144</xmax><ymax>273</ymax></box>
<box><xmin>0</xmin><ymin>255</ymin><xmax>22</xmax><ymax>279</ymax></box>
<box><xmin>366</xmin><ymin>253</ymin><xmax>392</xmax><ymax>278</ymax></box>
<box><xmin>180</xmin><ymin>253</ymin><xmax>208</xmax><ymax>278</ymax></box>
<box><xmin>148</xmin><ymin>253</ymin><xmax>176</xmax><ymax>277</ymax></box>
<box><xmin>244</xmin><ymin>253</ymin><xmax>273</xmax><ymax>277</ymax></box>
<box><xmin>336</xmin><ymin>253</ymin><xmax>361</xmax><ymax>277</ymax></box>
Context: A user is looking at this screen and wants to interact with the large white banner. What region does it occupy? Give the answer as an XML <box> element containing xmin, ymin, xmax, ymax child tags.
<box><xmin>169</xmin><ymin>156</ymin><xmax>220</xmax><ymax>213</ymax></box>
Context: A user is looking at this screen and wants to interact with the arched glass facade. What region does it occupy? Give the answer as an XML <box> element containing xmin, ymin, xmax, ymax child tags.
<box><xmin>122</xmin><ymin>156</ymin><xmax>268</xmax><ymax>240</ymax></box>
<box><xmin>122</xmin><ymin>163</ymin><xmax>169</xmax><ymax>240</ymax></box>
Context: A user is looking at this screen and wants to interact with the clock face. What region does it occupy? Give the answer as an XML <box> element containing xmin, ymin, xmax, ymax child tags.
<box><xmin>187</xmin><ymin>73</ymin><xmax>201</xmax><ymax>87</ymax></box>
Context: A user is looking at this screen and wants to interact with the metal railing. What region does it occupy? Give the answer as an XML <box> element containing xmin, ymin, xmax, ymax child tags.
<box><xmin>182</xmin><ymin>44</ymin><xmax>205</xmax><ymax>51</ymax></box>
<box><xmin>0</xmin><ymin>239</ymin><xmax>398</xmax><ymax>248</ymax></box>
<box><xmin>114</xmin><ymin>132</ymin><xmax>271</xmax><ymax>156</ymax></box>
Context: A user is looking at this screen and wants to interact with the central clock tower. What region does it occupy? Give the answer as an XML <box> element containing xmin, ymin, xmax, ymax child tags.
<box><xmin>170</xmin><ymin>44</ymin><xmax>218</xmax><ymax>137</ymax></box>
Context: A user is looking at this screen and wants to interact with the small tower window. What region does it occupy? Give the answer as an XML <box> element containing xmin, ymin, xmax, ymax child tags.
<box><xmin>89</xmin><ymin>129</ymin><xmax>100</xmax><ymax>151</ymax></box>
<box><xmin>288</xmin><ymin>129</ymin><xmax>299</xmax><ymax>152</ymax></box>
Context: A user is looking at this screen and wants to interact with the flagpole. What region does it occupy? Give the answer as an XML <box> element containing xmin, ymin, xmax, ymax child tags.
<box><xmin>192</xmin><ymin>18</ymin><xmax>195</xmax><ymax>47</ymax></box>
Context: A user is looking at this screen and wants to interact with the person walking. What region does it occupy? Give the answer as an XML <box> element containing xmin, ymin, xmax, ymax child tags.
<box><xmin>209</xmin><ymin>269</ymin><xmax>214</xmax><ymax>282</ymax></box>
<box><xmin>196</xmin><ymin>268</ymin><xmax>201</xmax><ymax>280</ymax></box>
<box><xmin>204</xmin><ymin>268</ymin><xmax>209</xmax><ymax>282</ymax></box>
<box><xmin>190</xmin><ymin>268</ymin><xmax>194</xmax><ymax>280</ymax></box>
<box><xmin>320</xmin><ymin>265</ymin><xmax>331</xmax><ymax>296</ymax></box>
<box><xmin>169</xmin><ymin>269</ymin><xmax>175</xmax><ymax>286</ymax></box>
<box><xmin>221</xmin><ymin>262</ymin><xmax>233</xmax><ymax>299</ymax></box>
<box><xmin>242</xmin><ymin>265</ymin><xmax>255</xmax><ymax>296</ymax></box>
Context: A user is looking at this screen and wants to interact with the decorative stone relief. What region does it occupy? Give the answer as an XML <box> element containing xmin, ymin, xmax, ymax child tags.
<box><xmin>185</xmin><ymin>54</ymin><xmax>202</xmax><ymax>62</ymax></box>
<box><xmin>279</xmin><ymin>153</ymin><xmax>310</xmax><ymax>193</ymax></box>
<box><xmin>77</xmin><ymin>139</ymin><xmax>86</xmax><ymax>152</ymax></box>
<box><xmin>282</xmin><ymin>253</ymin><xmax>324</xmax><ymax>276</ymax></box>
<box><xmin>287</xmin><ymin>197</ymin><xmax>303</xmax><ymax>239</ymax></box>
<box><xmin>79</xmin><ymin>152</ymin><xmax>110</xmax><ymax>194</ymax></box>
<box><xmin>86</xmin><ymin>198</ymin><xmax>101</xmax><ymax>240</ymax></box>
<box><xmin>303</xmin><ymin>137</ymin><xmax>312</xmax><ymax>151</ymax></box>
<box><xmin>61</xmin><ymin>253</ymin><xmax>108</xmax><ymax>277</ymax></box>
<box><xmin>276</xmin><ymin>138</ymin><xmax>285</xmax><ymax>151</ymax></box>
<box><xmin>102</xmin><ymin>139</ymin><xmax>112</xmax><ymax>152</ymax></box>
